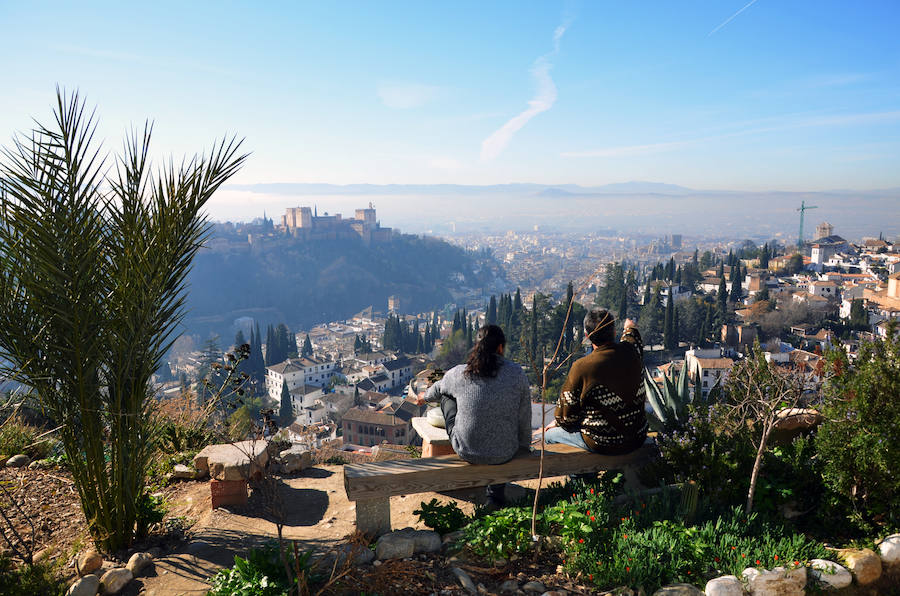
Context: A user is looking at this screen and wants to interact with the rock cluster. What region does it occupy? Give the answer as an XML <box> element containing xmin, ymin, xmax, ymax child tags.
<box><xmin>67</xmin><ymin>549</ymin><xmax>155</xmax><ymax>595</ymax></box>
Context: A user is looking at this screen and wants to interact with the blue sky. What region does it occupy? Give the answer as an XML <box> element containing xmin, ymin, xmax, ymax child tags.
<box><xmin>2</xmin><ymin>1</ymin><xmax>900</xmax><ymax>200</ymax></box>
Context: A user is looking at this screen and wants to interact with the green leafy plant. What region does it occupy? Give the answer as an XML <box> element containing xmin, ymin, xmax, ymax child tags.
<box><xmin>0</xmin><ymin>554</ymin><xmax>65</xmax><ymax>596</ymax></box>
<box><xmin>463</xmin><ymin>507</ymin><xmax>533</xmax><ymax>559</ymax></box>
<box><xmin>644</xmin><ymin>362</ymin><xmax>692</xmax><ymax>432</ymax></box>
<box><xmin>209</xmin><ymin>543</ymin><xmax>316</xmax><ymax>596</ymax></box>
<box><xmin>0</xmin><ymin>90</ymin><xmax>246</xmax><ymax>551</ymax></box>
<box><xmin>413</xmin><ymin>498</ymin><xmax>468</xmax><ymax>535</ymax></box>
<box><xmin>816</xmin><ymin>324</ymin><xmax>900</xmax><ymax>535</ymax></box>
<box><xmin>0</xmin><ymin>416</ymin><xmax>52</xmax><ymax>460</ymax></box>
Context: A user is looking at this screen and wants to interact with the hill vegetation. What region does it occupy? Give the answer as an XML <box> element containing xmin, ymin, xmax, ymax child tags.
<box><xmin>184</xmin><ymin>233</ymin><xmax>500</xmax><ymax>337</ymax></box>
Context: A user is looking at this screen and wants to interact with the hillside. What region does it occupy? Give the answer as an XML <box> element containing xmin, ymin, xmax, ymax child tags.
<box><xmin>183</xmin><ymin>232</ymin><xmax>500</xmax><ymax>338</ymax></box>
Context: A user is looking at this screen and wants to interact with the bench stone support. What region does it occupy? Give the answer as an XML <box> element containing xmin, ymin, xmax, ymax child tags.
<box><xmin>355</xmin><ymin>497</ymin><xmax>391</xmax><ymax>536</ymax></box>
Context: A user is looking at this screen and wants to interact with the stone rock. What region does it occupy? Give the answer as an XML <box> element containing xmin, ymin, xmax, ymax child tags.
<box><xmin>499</xmin><ymin>579</ymin><xmax>519</xmax><ymax>593</ymax></box>
<box><xmin>704</xmin><ymin>575</ymin><xmax>743</xmax><ymax>596</ymax></box>
<box><xmin>451</xmin><ymin>567</ymin><xmax>477</xmax><ymax>594</ymax></box>
<box><xmin>335</xmin><ymin>543</ymin><xmax>375</xmax><ymax>566</ymax></box>
<box><xmin>523</xmin><ymin>581</ymin><xmax>546</xmax><ymax>593</ymax></box>
<box><xmin>879</xmin><ymin>534</ymin><xmax>900</xmax><ymax>567</ymax></box>
<box><xmin>67</xmin><ymin>574</ymin><xmax>100</xmax><ymax>596</ymax></box>
<box><xmin>193</xmin><ymin>440</ymin><xmax>268</xmax><ymax>481</ymax></box>
<box><xmin>126</xmin><ymin>552</ymin><xmax>153</xmax><ymax>576</ymax></box>
<box><xmin>426</xmin><ymin>406</ymin><xmax>445</xmax><ymax>428</ymax></box>
<box><xmin>837</xmin><ymin>548</ymin><xmax>882</xmax><ymax>585</ymax></box>
<box><xmin>653</xmin><ymin>584</ymin><xmax>703</xmax><ymax>595</ymax></box>
<box><xmin>99</xmin><ymin>567</ymin><xmax>133</xmax><ymax>594</ymax></box>
<box><xmin>77</xmin><ymin>550</ymin><xmax>103</xmax><ymax>576</ymax></box>
<box><xmin>28</xmin><ymin>459</ymin><xmax>54</xmax><ymax>470</ymax></box>
<box><xmin>773</xmin><ymin>408</ymin><xmax>824</xmax><ymax>431</ymax></box>
<box><xmin>172</xmin><ymin>464</ymin><xmax>200</xmax><ymax>480</ymax></box>
<box><xmin>375</xmin><ymin>528</ymin><xmax>441</xmax><ymax>559</ymax></box>
<box><xmin>279</xmin><ymin>446</ymin><xmax>312</xmax><ymax>473</ymax></box>
<box><xmin>6</xmin><ymin>454</ymin><xmax>30</xmax><ymax>468</ymax></box>
<box><xmin>742</xmin><ymin>566</ymin><xmax>806</xmax><ymax>595</ymax></box>
<box><xmin>375</xmin><ymin>534</ymin><xmax>415</xmax><ymax>560</ymax></box>
<box><xmin>809</xmin><ymin>559</ymin><xmax>852</xmax><ymax>590</ymax></box>
<box><xmin>541</xmin><ymin>592</ymin><xmax>568</xmax><ymax>596</ymax></box>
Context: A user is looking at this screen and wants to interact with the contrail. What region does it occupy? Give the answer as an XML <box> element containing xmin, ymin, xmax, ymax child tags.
<box><xmin>708</xmin><ymin>0</ymin><xmax>760</xmax><ymax>37</ymax></box>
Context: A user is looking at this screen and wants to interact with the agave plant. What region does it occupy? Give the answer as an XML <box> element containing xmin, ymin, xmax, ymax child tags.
<box><xmin>644</xmin><ymin>361</ymin><xmax>693</xmax><ymax>433</ymax></box>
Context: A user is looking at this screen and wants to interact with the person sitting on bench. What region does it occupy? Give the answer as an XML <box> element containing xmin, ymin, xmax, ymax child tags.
<box><xmin>545</xmin><ymin>309</ymin><xmax>647</xmax><ymax>456</ymax></box>
<box><xmin>424</xmin><ymin>324</ymin><xmax>531</xmax><ymax>505</ymax></box>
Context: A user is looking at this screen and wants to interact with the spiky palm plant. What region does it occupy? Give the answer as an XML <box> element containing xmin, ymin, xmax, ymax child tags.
<box><xmin>0</xmin><ymin>89</ymin><xmax>246</xmax><ymax>551</ymax></box>
<box><xmin>644</xmin><ymin>360</ymin><xmax>693</xmax><ymax>433</ymax></box>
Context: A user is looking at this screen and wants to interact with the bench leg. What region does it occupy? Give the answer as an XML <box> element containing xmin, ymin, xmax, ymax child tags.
<box><xmin>355</xmin><ymin>497</ymin><xmax>391</xmax><ymax>536</ymax></box>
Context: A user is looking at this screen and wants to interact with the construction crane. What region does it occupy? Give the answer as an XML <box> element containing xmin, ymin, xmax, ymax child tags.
<box><xmin>797</xmin><ymin>200</ymin><xmax>818</xmax><ymax>249</ymax></box>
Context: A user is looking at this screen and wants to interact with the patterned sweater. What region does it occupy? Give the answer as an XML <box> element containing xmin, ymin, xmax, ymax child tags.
<box><xmin>554</xmin><ymin>327</ymin><xmax>647</xmax><ymax>454</ymax></box>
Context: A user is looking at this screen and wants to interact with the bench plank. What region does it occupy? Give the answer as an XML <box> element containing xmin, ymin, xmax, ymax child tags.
<box><xmin>344</xmin><ymin>442</ymin><xmax>653</xmax><ymax>502</ymax></box>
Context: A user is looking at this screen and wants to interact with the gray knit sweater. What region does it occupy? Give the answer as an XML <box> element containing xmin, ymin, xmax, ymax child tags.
<box><xmin>424</xmin><ymin>358</ymin><xmax>532</xmax><ymax>465</ymax></box>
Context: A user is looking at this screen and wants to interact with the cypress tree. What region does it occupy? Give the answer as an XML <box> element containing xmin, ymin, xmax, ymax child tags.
<box><xmin>514</xmin><ymin>288</ymin><xmax>523</xmax><ymax>312</ymax></box>
<box><xmin>717</xmin><ymin>277</ymin><xmax>728</xmax><ymax>319</ymax></box>
<box><xmin>642</xmin><ymin>281</ymin><xmax>651</xmax><ymax>305</ymax></box>
<box><xmin>717</xmin><ymin>261</ymin><xmax>724</xmax><ymax>278</ymax></box>
<box><xmin>487</xmin><ymin>296</ymin><xmax>497</xmax><ymax>326</ymax></box>
<box><xmin>530</xmin><ymin>293</ymin><xmax>538</xmax><ymax>362</ymax></box>
<box><xmin>353</xmin><ymin>334</ymin><xmax>362</xmax><ymax>353</ymax></box>
<box><xmin>760</xmin><ymin>242</ymin><xmax>769</xmax><ymax>268</ymax></box>
<box><xmin>730</xmin><ymin>265</ymin><xmax>741</xmax><ymax>303</ymax></box>
<box><xmin>302</xmin><ymin>334</ymin><xmax>313</xmax><ymax>357</ymax></box>
<box><xmin>234</xmin><ymin>329</ymin><xmax>247</xmax><ymax>349</ymax></box>
<box><xmin>250</xmin><ymin>322</ymin><xmax>265</xmax><ymax>387</ymax></box>
<box><xmin>664</xmin><ymin>289</ymin><xmax>674</xmax><ymax>349</ymax></box>
<box><xmin>673</xmin><ymin>302</ymin><xmax>680</xmax><ymax>346</ymax></box>
<box><xmin>279</xmin><ymin>379</ymin><xmax>292</xmax><ymax>424</ymax></box>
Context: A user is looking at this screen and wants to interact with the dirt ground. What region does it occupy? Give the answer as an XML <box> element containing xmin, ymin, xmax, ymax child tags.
<box><xmin>130</xmin><ymin>464</ymin><xmax>572</xmax><ymax>596</ymax></box>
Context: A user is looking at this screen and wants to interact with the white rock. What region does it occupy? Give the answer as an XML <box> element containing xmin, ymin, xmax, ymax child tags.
<box><xmin>6</xmin><ymin>454</ymin><xmax>30</xmax><ymax>467</ymax></box>
<box><xmin>879</xmin><ymin>533</ymin><xmax>900</xmax><ymax>567</ymax></box>
<box><xmin>653</xmin><ymin>584</ymin><xmax>703</xmax><ymax>595</ymax></box>
<box><xmin>838</xmin><ymin>548</ymin><xmax>882</xmax><ymax>585</ymax></box>
<box><xmin>279</xmin><ymin>446</ymin><xmax>312</xmax><ymax>473</ymax></box>
<box><xmin>66</xmin><ymin>574</ymin><xmax>100</xmax><ymax>596</ymax></box>
<box><xmin>99</xmin><ymin>567</ymin><xmax>133</xmax><ymax>594</ymax></box>
<box><xmin>742</xmin><ymin>566</ymin><xmax>806</xmax><ymax>595</ymax></box>
<box><xmin>77</xmin><ymin>550</ymin><xmax>103</xmax><ymax>576</ymax></box>
<box><xmin>335</xmin><ymin>543</ymin><xmax>375</xmax><ymax>566</ymax></box>
<box><xmin>705</xmin><ymin>575</ymin><xmax>744</xmax><ymax>596</ymax></box>
<box><xmin>809</xmin><ymin>559</ymin><xmax>852</xmax><ymax>590</ymax></box>
<box><xmin>126</xmin><ymin>552</ymin><xmax>153</xmax><ymax>576</ymax></box>
<box><xmin>172</xmin><ymin>464</ymin><xmax>198</xmax><ymax>479</ymax></box>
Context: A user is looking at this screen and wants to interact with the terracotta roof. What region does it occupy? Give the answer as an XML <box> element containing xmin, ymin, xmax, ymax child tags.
<box><xmin>342</xmin><ymin>407</ymin><xmax>405</xmax><ymax>426</ymax></box>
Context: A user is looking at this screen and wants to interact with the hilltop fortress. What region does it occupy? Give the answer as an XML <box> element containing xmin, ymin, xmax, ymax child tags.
<box><xmin>281</xmin><ymin>203</ymin><xmax>392</xmax><ymax>245</ymax></box>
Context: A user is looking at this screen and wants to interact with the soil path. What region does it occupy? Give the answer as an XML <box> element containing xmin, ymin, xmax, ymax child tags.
<box><xmin>130</xmin><ymin>464</ymin><xmax>566</xmax><ymax>595</ymax></box>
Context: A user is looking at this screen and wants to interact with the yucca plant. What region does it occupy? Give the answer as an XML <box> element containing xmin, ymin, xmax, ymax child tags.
<box><xmin>0</xmin><ymin>89</ymin><xmax>245</xmax><ymax>551</ymax></box>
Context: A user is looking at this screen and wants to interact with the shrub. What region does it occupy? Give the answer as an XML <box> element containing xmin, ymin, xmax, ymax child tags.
<box><xmin>413</xmin><ymin>498</ymin><xmax>468</xmax><ymax>535</ymax></box>
<box><xmin>463</xmin><ymin>507</ymin><xmax>534</xmax><ymax>560</ymax></box>
<box><xmin>0</xmin><ymin>416</ymin><xmax>52</xmax><ymax>460</ymax></box>
<box><xmin>209</xmin><ymin>544</ymin><xmax>292</xmax><ymax>596</ymax></box>
<box><xmin>816</xmin><ymin>327</ymin><xmax>900</xmax><ymax>535</ymax></box>
<box><xmin>0</xmin><ymin>555</ymin><xmax>64</xmax><ymax>596</ymax></box>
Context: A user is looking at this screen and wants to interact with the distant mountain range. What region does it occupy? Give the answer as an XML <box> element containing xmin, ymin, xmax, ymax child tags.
<box><xmin>226</xmin><ymin>181</ymin><xmax>900</xmax><ymax>197</ymax></box>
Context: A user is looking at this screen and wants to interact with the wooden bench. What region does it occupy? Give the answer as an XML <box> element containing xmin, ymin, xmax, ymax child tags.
<box><xmin>343</xmin><ymin>438</ymin><xmax>655</xmax><ymax>535</ymax></box>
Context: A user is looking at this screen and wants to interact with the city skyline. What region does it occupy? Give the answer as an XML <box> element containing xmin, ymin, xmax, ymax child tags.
<box><xmin>2</xmin><ymin>1</ymin><xmax>900</xmax><ymax>222</ymax></box>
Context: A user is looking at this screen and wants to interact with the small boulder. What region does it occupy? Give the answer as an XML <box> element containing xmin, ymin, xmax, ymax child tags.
<box><xmin>126</xmin><ymin>552</ymin><xmax>153</xmax><ymax>576</ymax></box>
<box><xmin>879</xmin><ymin>534</ymin><xmax>900</xmax><ymax>567</ymax></box>
<box><xmin>451</xmin><ymin>567</ymin><xmax>477</xmax><ymax>595</ymax></box>
<box><xmin>523</xmin><ymin>581</ymin><xmax>546</xmax><ymax>593</ymax></box>
<box><xmin>66</xmin><ymin>574</ymin><xmax>100</xmax><ymax>596</ymax></box>
<box><xmin>335</xmin><ymin>543</ymin><xmax>375</xmax><ymax>566</ymax></box>
<box><xmin>279</xmin><ymin>446</ymin><xmax>312</xmax><ymax>474</ymax></box>
<box><xmin>375</xmin><ymin>528</ymin><xmax>440</xmax><ymax>559</ymax></box>
<box><xmin>28</xmin><ymin>459</ymin><xmax>54</xmax><ymax>470</ymax></box>
<box><xmin>838</xmin><ymin>548</ymin><xmax>882</xmax><ymax>585</ymax></box>
<box><xmin>6</xmin><ymin>454</ymin><xmax>30</xmax><ymax>468</ymax></box>
<box><xmin>374</xmin><ymin>533</ymin><xmax>415</xmax><ymax>560</ymax></box>
<box><xmin>653</xmin><ymin>584</ymin><xmax>703</xmax><ymax>595</ymax></box>
<box><xmin>774</xmin><ymin>407</ymin><xmax>824</xmax><ymax>431</ymax></box>
<box><xmin>704</xmin><ymin>575</ymin><xmax>743</xmax><ymax>596</ymax></box>
<box><xmin>77</xmin><ymin>550</ymin><xmax>103</xmax><ymax>576</ymax></box>
<box><xmin>809</xmin><ymin>559</ymin><xmax>852</xmax><ymax>590</ymax></box>
<box><xmin>171</xmin><ymin>464</ymin><xmax>199</xmax><ymax>480</ymax></box>
<box><xmin>499</xmin><ymin>579</ymin><xmax>519</xmax><ymax>593</ymax></box>
<box><xmin>742</xmin><ymin>565</ymin><xmax>806</xmax><ymax>595</ymax></box>
<box><xmin>99</xmin><ymin>567</ymin><xmax>133</xmax><ymax>594</ymax></box>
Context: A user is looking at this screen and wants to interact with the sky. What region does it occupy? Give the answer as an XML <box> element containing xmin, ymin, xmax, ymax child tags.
<box><xmin>2</xmin><ymin>1</ymin><xmax>900</xmax><ymax>220</ymax></box>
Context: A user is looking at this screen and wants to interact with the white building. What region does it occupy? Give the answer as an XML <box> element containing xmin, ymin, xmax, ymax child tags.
<box><xmin>684</xmin><ymin>348</ymin><xmax>733</xmax><ymax>398</ymax></box>
<box><xmin>808</xmin><ymin>280</ymin><xmax>837</xmax><ymax>299</ymax></box>
<box><xmin>265</xmin><ymin>356</ymin><xmax>338</xmax><ymax>400</ymax></box>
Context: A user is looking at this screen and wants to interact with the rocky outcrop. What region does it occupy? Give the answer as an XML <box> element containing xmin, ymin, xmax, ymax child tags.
<box><xmin>66</xmin><ymin>574</ymin><xmax>100</xmax><ymax>596</ymax></box>
<box><xmin>76</xmin><ymin>549</ymin><xmax>103</xmax><ymax>576</ymax></box>
<box><xmin>704</xmin><ymin>575</ymin><xmax>744</xmax><ymax>595</ymax></box>
<box><xmin>742</xmin><ymin>565</ymin><xmax>806</xmax><ymax>595</ymax></box>
<box><xmin>809</xmin><ymin>559</ymin><xmax>852</xmax><ymax>589</ymax></box>
<box><xmin>99</xmin><ymin>567</ymin><xmax>133</xmax><ymax>594</ymax></box>
<box><xmin>837</xmin><ymin>548</ymin><xmax>882</xmax><ymax>585</ymax></box>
